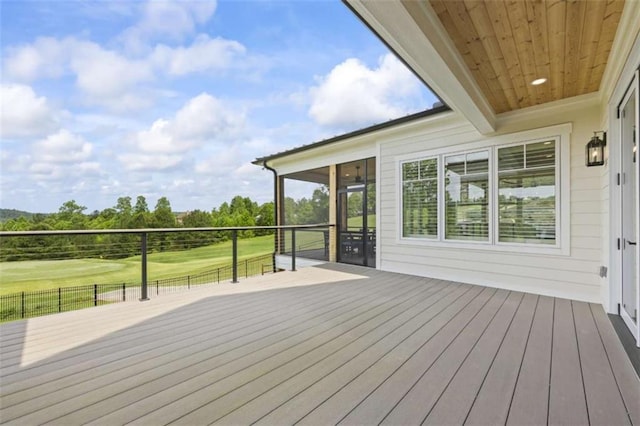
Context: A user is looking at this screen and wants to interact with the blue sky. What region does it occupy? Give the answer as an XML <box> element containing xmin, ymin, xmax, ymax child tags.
<box><xmin>1</xmin><ymin>0</ymin><xmax>438</xmax><ymax>213</ymax></box>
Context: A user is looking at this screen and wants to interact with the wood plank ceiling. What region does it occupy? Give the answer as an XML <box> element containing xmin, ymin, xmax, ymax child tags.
<box><xmin>415</xmin><ymin>0</ymin><xmax>625</xmax><ymax>114</ymax></box>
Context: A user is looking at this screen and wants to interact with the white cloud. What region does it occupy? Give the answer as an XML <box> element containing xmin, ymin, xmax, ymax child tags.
<box><xmin>120</xmin><ymin>0</ymin><xmax>217</xmax><ymax>52</ymax></box>
<box><xmin>3</xmin><ymin>38</ymin><xmax>154</xmax><ymax>112</ymax></box>
<box><xmin>135</xmin><ymin>93</ymin><xmax>245</xmax><ymax>154</ymax></box>
<box><xmin>308</xmin><ymin>53</ymin><xmax>422</xmax><ymax>128</ymax></box>
<box><xmin>3</xmin><ymin>37</ymin><xmax>67</xmax><ymax>82</ymax></box>
<box><xmin>3</xmin><ymin>32</ymin><xmax>246</xmax><ymax>112</ymax></box>
<box><xmin>152</xmin><ymin>35</ymin><xmax>245</xmax><ymax>76</ymax></box>
<box><xmin>0</xmin><ymin>84</ymin><xmax>59</xmax><ymax>139</ymax></box>
<box><xmin>119</xmin><ymin>93</ymin><xmax>245</xmax><ymax>172</ymax></box>
<box><xmin>69</xmin><ymin>41</ymin><xmax>154</xmax><ymax>100</ymax></box>
<box><xmin>173</xmin><ymin>93</ymin><xmax>245</xmax><ymax>140</ymax></box>
<box><xmin>117</xmin><ymin>153</ymin><xmax>184</xmax><ymax>171</ymax></box>
<box><xmin>32</xmin><ymin>129</ymin><xmax>93</xmax><ymax>163</ymax></box>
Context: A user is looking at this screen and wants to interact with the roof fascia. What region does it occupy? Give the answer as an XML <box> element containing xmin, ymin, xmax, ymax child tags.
<box><xmin>345</xmin><ymin>0</ymin><xmax>496</xmax><ymax>134</ymax></box>
<box><xmin>264</xmin><ymin>110</ymin><xmax>461</xmax><ymax>173</ymax></box>
<box><xmin>253</xmin><ymin>106</ymin><xmax>449</xmax><ymax>165</ymax></box>
<box><xmin>599</xmin><ymin>0</ymin><xmax>640</xmax><ymax>106</ymax></box>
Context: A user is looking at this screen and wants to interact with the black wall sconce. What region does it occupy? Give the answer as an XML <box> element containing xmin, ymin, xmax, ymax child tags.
<box><xmin>586</xmin><ymin>131</ymin><xmax>606</xmax><ymax>167</ymax></box>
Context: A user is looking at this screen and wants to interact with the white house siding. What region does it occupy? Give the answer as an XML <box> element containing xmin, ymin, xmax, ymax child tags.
<box><xmin>378</xmin><ymin>98</ymin><xmax>606</xmax><ymax>303</ymax></box>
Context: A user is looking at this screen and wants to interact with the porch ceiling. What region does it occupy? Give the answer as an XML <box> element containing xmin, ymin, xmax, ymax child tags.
<box><xmin>422</xmin><ymin>0</ymin><xmax>625</xmax><ymax>114</ymax></box>
<box><xmin>346</xmin><ymin>0</ymin><xmax>629</xmax><ymax>133</ymax></box>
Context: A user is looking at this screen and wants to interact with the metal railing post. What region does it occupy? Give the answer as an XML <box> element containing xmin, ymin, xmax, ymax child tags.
<box><xmin>232</xmin><ymin>230</ymin><xmax>238</xmax><ymax>283</ymax></box>
<box><xmin>21</xmin><ymin>292</ymin><xmax>25</xmax><ymax>318</ymax></box>
<box><xmin>94</xmin><ymin>284</ymin><xmax>98</xmax><ymax>306</ymax></box>
<box><xmin>291</xmin><ymin>228</ymin><xmax>296</xmax><ymax>272</ymax></box>
<box><xmin>140</xmin><ymin>232</ymin><xmax>149</xmax><ymax>301</ymax></box>
<box><xmin>58</xmin><ymin>288</ymin><xmax>62</xmax><ymax>312</ymax></box>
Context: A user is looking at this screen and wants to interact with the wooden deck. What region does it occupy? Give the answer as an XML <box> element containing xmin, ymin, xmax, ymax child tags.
<box><xmin>1</xmin><ymin>264</ymin><xmax>639</xmax><ymax>425</ymax></box>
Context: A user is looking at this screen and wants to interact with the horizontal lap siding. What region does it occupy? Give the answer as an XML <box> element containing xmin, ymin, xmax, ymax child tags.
<box><xmin>378</xmin><ymin>107</ymin><xmax>604</xmax><ymax>303</ymax></box>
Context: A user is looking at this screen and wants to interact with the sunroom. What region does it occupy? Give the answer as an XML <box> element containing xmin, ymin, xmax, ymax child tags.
<box><xmin>255</xmin><ymin>0</ymin><xmax>640</xmax><ymax>348</ymax></box>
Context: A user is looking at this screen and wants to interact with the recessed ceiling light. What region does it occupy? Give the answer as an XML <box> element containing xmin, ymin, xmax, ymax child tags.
<box><xmin>531</xmin><ymin>78</ymin><xmax>547</xmax><ymax>86</ymax></box>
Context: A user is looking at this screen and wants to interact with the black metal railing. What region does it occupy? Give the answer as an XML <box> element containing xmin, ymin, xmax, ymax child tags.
<box><xmin>281</xmin><ymin>228</ymin><xmax>329</xmax><ymax>262</ymax></box>
<box><xmin>0</xmin><ymin>224</ymin><xmax>333</xmax><ymax>322</ymax></box>
<box><xmin>0</xmin><ymin>253</ymin><xmax>276</xmax><ymax>322</ymax></box>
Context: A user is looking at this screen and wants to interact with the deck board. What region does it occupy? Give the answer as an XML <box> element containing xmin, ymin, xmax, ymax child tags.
<box><xmin>548</xmin><ymin>298</ymin><xmax>589</xmax><ymax>425</ymax></box>
<box><xmin>506</xmin><ymin>295</ymin><xmax>554</xmax><ymax>426</ymax></box>
<box><xmin>378</xmin><ymin>288</ymin><xmax>508</xmax><ymax>425</ymax></box>
<box><xmin>1</xmin><ymin>264</ymin><xmax>638</xmax><ymax>426</ymax></box>
<box><xmin>573</xmin><ymin>301</ymin><xmax>631</xmax><ymax>425</ymax></box>
<box><xmin>461</xmin><ymin>292</ymin><xmax>538</xmax><ymax>425</ymax></box>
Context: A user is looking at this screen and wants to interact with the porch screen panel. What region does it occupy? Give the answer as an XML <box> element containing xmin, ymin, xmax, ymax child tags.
<box><xmin>444</xmin><ymin>151</ymin><xmax>489</xmax><ymax>241</ymax></box>
<box><xmin>498</xmin><ymin>141</ymin><xmax>556</xmax><ymax>244</ymax></box>
<box><xmin>402</xmin><ymin>158</ymin><xmax>438</xmax><ymax>238</ymax></box>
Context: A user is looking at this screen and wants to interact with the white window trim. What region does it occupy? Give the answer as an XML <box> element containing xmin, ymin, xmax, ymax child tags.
<box><xmin>399</xmin><ymin>156</ymin><xmax>440</xmax><ymax>240</ymax></box>
<box><xmin>442</xmin><ymin>148</ymin><xmax>492</xmax><ymax>244</ymax></box>
<box><xmin>396</xmin><ymin>123</ymin><xmax>571</xmax><ymax>256</ymax></box>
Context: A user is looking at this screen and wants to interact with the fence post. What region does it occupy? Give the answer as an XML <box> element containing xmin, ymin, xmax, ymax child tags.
<box><xmin>140</xmin><ymin>232</ymin><xmax>149</xmax><ymax>301</ymax></box>
<box><xmin>232</xmin><ymin>230</ymin><xmax>238</xmax><ymax>283</ymax></box>
<box><xmin>123</xmin><ymin>283</ymin><xmax>126</xmax><ymax>302</ymax></box>
<box><xmin>245</xmin><ymin>259</ymin><xmax>248</xmax><ymax>278</ymax></box>
<box><xmin>94</xmin><ymin>284</ymin><xmax>98</xmax><ymax>306</ymax></box>
<box><xmin>21</xmin><ymin>291</ymin><xmax>25</xmax><ymax>319</ymax></box>
<box><xmin>291</xmin><ymin>228</ymin><xmax>296</xmax><ymax>272</ymax></box>
<box><xmin>156</xmin><ymin>280</ymin><xmax>159</xmax><ymax>295</ymax></box>
<box><xmin>188</xmin><ymin>275</ymin><xmax>190</xmax><ymax>289</ymax></box>
<box><xmin>58</xmin><ymin>288</ymin><xmax>62</xmax><ymax>312</ymax></box>
<box><xmin>272</xmin><ymin>252</ymin><xmax>276</xmax><ymax>274</ymax></box>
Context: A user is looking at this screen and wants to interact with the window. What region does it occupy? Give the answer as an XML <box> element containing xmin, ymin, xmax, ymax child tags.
<box><xmin>498</xmin><ymin>141</ymin><xmax>556</xmax><ymax>244</ymax></box>
<box><xmin>399</xmin><ymin>135</ymin><xmax>562</xmax><ymax>250</ymax></box>
<box><xmin>402</xmin><ymin>158</ymin><xmax>438</xmax><ymax>238</ymax></box>
<box><xmin>445</xmin><ymin>150</ymin><xmax>489</xmax><ymax>241</ymax></box>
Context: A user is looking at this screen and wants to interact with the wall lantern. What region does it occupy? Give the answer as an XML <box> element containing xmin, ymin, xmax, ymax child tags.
<box><xmin>586</xmin><ymin>131</ymin><xmax>606</xmax><ymax>167</ymax></box>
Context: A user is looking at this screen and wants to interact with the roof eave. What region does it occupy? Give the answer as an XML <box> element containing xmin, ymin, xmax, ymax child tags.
<box><xmin>253</xmin><ymin>105</ymin><xmax>450</xmax><ymax>165</ymax></box>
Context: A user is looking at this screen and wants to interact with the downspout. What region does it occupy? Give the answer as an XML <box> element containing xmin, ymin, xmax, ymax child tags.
<box><xmin>262</xmin><ymin>161</ymin><xmax>279</xmax><ymax>255</ymax></box>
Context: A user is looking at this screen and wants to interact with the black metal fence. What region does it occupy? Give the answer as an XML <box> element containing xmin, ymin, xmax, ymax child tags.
<box><xmin>0</xmin><ymin>253</ymin><xmax>275</xmax><ymax>322</ymax></box>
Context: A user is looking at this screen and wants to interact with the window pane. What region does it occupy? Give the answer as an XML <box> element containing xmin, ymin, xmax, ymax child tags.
<box><xmin>526</xmin><ymin>141</ymin><xmax>555</xmax><ymax>168</ymax></box>
<box><xmin>403</xmin><ymin>161</ymin><xmax>419</xmax><ymax>181</ymax></box>
<box><xmin>499</xmin><ymin>145</ymin><xmax>524</xmax><ymax>171</ymax></box>
<box><xmin>420</xmin><ymin>159</ymin><xmax>437</xmax><ymax>179</ymax></box>
<box><xmin>445</xmin><ymin>154</ymin><xmax>465</xmax><ymax>175</ymax></box>
<box><xmin>466</xmin><ymin>151</ymin><xmax>488</xmax><ymax>173</ymax></box>
<box><xmin>499</xmin><ymin>148</ymin><xmax>556</xmax><ymax>245</ymax></box>
<box><xmin>402</xmin><ymin>158</ymin><xmax>438</xmax><ymax>238</ymax></box>
<box><xmin>445</xmin><ymin>151</ymin><xmax>489</xmax><ymax>241</ymax></box>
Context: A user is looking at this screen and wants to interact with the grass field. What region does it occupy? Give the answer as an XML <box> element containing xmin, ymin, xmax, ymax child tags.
<box><xmin>0</xmin><ymin>235</ymin><xmax>276</xmax><ymax>295</ymax></box>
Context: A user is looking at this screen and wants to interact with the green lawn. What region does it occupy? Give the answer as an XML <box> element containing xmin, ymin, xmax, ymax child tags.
<box><xmin>0</xmin><ymin>235</ymin><xmax>275</xmax><ymax>295</ymax></box>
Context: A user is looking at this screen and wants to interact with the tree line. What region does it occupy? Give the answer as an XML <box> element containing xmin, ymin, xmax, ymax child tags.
<box><xmin>0</xmin><ymin>188</ymin><xmax>329</xmax><ymax>261</ymax></box>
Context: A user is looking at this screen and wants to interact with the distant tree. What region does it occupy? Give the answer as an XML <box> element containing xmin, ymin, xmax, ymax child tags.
<box><xmin>182</xmin><ymin>210</ymin><xmax>213</xmax><ymax>228</ymax></box>
<box><xmin>114</xmin><ymin>196</ymin><xmax>133</xmax><ymax>229</ymax></box>
<box><xmin>134</xmin><ymin>196</ymin><xmax>149</xmax><ymax>214</ymax></box>
<box><xmin>181</xmin><ymin>210</ymin><xmax>213</xmax><ymax>249</ymax></box>
<box><xmin>311</xmin><ymin>186</ymin><xmax>330</xmax><ymax>223</ymax></box>
<box><xmin>152</xmin><ymin>197</ymin><xmax>175</xmax><ymax>228</ymax></box>
<box><xmin>150</xmin><ymin>196</ymin><xmax>175</xmax><ymax>252</ymax></box>
<box><xmin>131</xmin><ymin>195</ymin><xmax>150</xmax><ymax>228</ymax></box>
<box><xmin>255</xmin><ymin>202</ymin><xmax>275</xmax><ymax>236</ymax></box>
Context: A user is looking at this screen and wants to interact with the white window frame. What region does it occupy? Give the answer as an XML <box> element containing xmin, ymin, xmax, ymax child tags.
<box><xmin>493</xmin><ymin>139</ymin><xmax>560</xmax><ymax>249</ymax></box>
<box><xmin>400</xmin><ymin>156</ymin><xmax>440</xmax><ymax>240</ymax></box>
<box><xmin>442</xmin><ymin>148</ymin><xmax>492</xmax><ymax>244</ymax></box>
<box><xmin>396</xmin><ymin>123</ymin><xmax>571</xmax><ymax>256</ymax></box>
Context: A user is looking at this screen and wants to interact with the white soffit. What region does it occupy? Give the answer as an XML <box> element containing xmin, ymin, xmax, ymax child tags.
<box><xmin>346</xmin><ymin>0</ymin><xmax>496</xmax><ymax>134</ymax></box>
